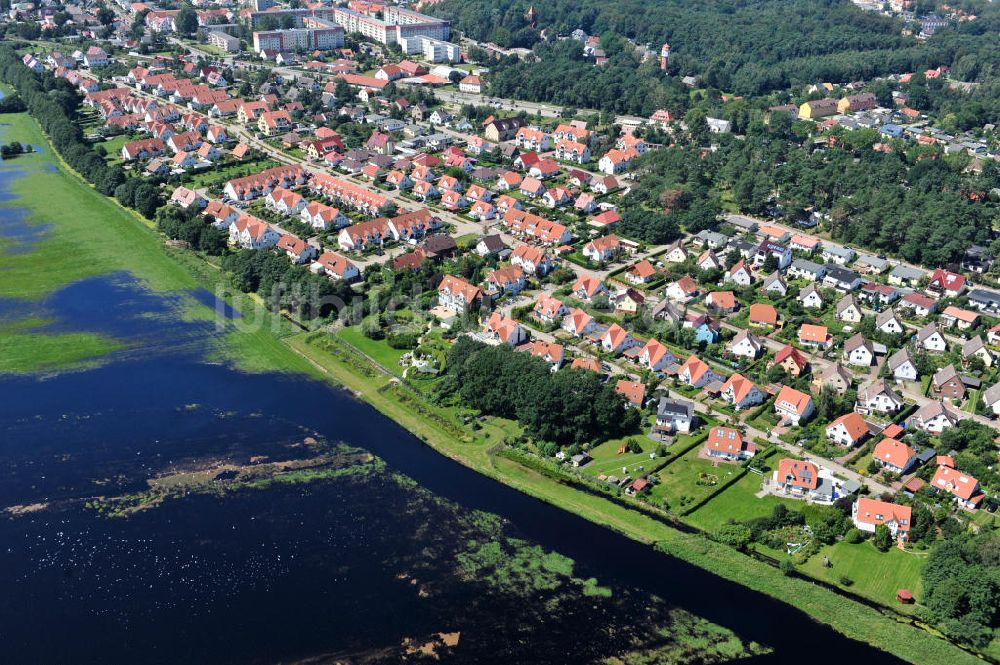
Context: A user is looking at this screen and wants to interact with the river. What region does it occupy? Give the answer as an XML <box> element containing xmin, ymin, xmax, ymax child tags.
<box><xmin>0</xmin><ymin>118</ymin><xmax>904</xmax><ymax>664</ymax></box>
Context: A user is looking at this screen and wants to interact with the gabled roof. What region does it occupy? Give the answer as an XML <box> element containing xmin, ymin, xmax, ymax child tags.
<box><xmin>828</xmin><ymin>412</ymin><xmax>868</xmax><ymax>442</ymax></box>
<box><xmin>872</xmin><ymin>438</ymin><xmax>916</xmax><ymax>469</ymax></box>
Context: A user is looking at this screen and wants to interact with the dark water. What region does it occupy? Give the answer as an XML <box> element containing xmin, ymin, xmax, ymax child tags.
<box><xmin>0</xmin><ymin>125</ymin><xmax>904</xmax><ymax>665</ymax></box>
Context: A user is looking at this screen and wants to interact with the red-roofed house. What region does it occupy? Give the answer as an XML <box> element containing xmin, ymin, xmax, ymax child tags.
<box><xmin>872</xmin><ymin>438</ymin><xmax>917</xmax><ymax>475</ymax></box>
<box><xmin>704</xmin><ymin>426</ymin><xmax>756</xmax><ymax>461</ymax></box>
<box><xmin>774</xmin><ymin>386</ymin><xmax>814</xmax><ymax>425</ymax></box>
<box><xmin>852</xmin><ymin>498</ymin><xmax>911</xmax><ymax>541</ymax></box>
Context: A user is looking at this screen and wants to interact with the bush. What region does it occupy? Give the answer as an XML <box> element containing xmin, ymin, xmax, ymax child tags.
<box><xmin>779</xmin><ymin>558</ymin><xmax>795</xmax><ymax>576</ymax></box>
<box><xmin>839</xmin><ymin>575</ymin><xmax>854</xmax><ymax>587</ymax></box>
<box><xmin>386</xmin><ymin>332</ymin><xmax>419</xmax><ymax>349</ymax></box>
<box><xmin>844</xmin><ymin>527</ymin><xmax>863</xmax><ymax>544</ymax></box>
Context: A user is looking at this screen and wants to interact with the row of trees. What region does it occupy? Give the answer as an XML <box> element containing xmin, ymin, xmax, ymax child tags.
<box><xmin>439</xmin><ymin>337</ymin><xmax>641</xmax><ymax>445</ymax></box>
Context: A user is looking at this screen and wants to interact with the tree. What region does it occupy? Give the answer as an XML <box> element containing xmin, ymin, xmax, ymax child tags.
<box><xmin>873</xmin><ymin>523</ymin><xmax>892</xmax><ymax>552</ymax></box>
<box><xmin>716</xmin><ymin>523</ymin><xmax>753</xmax><ymax>551</ymax></box>
<box><xmin>176</xmin><ymin>5</ymin><xmax>199</xmax><ymax>35</ymax></box>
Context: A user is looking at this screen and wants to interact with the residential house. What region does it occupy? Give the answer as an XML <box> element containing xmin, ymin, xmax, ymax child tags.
<box><xmin>940</xmin><ymin>305</ymin><xmax>980</xmax><ymax>330</ymax></box>
<box><xmin>799</xmin><ymin>324</ymin><xmax>831</xmax><ymax>349</ymax></box>
<box><xmin>601</xmin><ymin>323</ymin><xmax>639</xmax><ymax>354</ymax></box>
<box><xmin>763</xmin><ymin>272</ymin><xmax>787</xmax><ymax>297</ymax></box>
<box><xmin>872</xmin><ymin>438</ymin><xmax>917</xmax><ymax>475</ymax></box>
<box><xmin>748</xmin><ymin>303</ymin><xmax>779</xmax><ymax>328</ymax></box>
<box><xmin>843</xmin><ymin>333</ymin><xmax>876</xmax><ymax>367</ymax></box>
<box><xmin>797</xmin><ymin>284</ymin><xmax>824</xmax><ymax>309</ymax></box>
<box><xmin>773</xmin><ymin>345</ymin><xmax>809</xmax><ymax>377</ymax></box>
<box><xmin>485</xmin><ymin>265</ymin><xmax>526</xmax><ymax>296</ymax></box>
<box><xmin>962</xmin><ymin>336</ymin><xmax>993</xmax><ymax>368</ymax></box>
<box><xmin>774</xmin><ymin>385</ymin><xmax>814</xmax><ymax>425</ymax></box>
<box><xmin>483</xmin><ymin>313</ymin><xmax>528</xmax><ymax>346</ymax></box>
<box><xmin>773</xmin><ymin>459</ymin><xmax>823</xmax><ymax>499</ymax></box>
<box><xmin>876</xmin><ymin>308</ymin><xmax>905</xmax><ymax>335</ymax></box>
<box><xmin>933</xmin><ymin>364</ymin><xmax>967</xmax><ymax>400</ymax></box>
<box><xmin>855</xmin><ymin>379</ymin><xmax>903</xmax><ymax>415</ymax></box>
<box><xmin>720</xmin><ymin>373</ymin><xmax>765</xmax><ymax>410</ymax></box>
<box><xmin>562</xmin><ymin>308</ymin><xmax>597</xmax><ymax>337</ymax></box>
<box><xmin>665</xmin><ymin>275</ymin><xmax>699</xmax><ymax>302</ymax></box>
<box><xmin>704</xmin><ymin>427</ymin><xmax>756</xmax><ymax>461</ymax></box>
<box><xmin>583</xmin><ymin>235</ymin><xmax>621</xmax><ymax>263</ymax></box>
<box><xmin>823</xmin><ymin>266</ymin><xmax>862</xmax><ymax>292</ymax></box>
<box><xmin>899</xmin><ymin>292</ymin><xmax>937</xmax><ymax>318</ymax></box>
<box><xmin>916</xmin><ymin>323</ymin><xmax>948</xmax><ymax>353</ymax></box>
<box><xmin>615</xmin><ymin>380</ymin><xmax>646</xmax><ymax>408</ymax></box>
<box><xmin>813</xmin><ymin>362</ymin><xmax>852</xmax><ymax>395</ymax></box>
<box><xmin>626</xmin><ymin>259</ymin><xmax>658</xmax><ymax>286</ymax></box>
<box><xmin>914</xmin><ymin>400</ymin><xmax>959</xmax><ymax>434</ymax></box>
<box><xmin>726</xmin><ymin>259</ymin><xmax>753</xmax><ymax>287</ymax></box>
<box><xmin>311</xmin><ymin>251</ymin><xmax>359</xmax><ymax>282</ymax></box>
<box><xmin>727</xmin><ymin>330</ymin><xmax>763</xmax><ymax>360</ymax></box>
<box><xmin>526</xmin><ymin>341</ymin><xmax>565</xmax><ymax>370</ymax></box>
<box><xmin>437</xmin><ymin>275</ymin><xmax>482</xmax><ymax>312</ymax></box>
<box><xmin>983</xmin><ymin>382</ymin><xmax>1000</xmax><ymax>416</ymax></box>
<box><xmin>852</xmin><ymin>498</ymin><xmax>911</xmax><ymax>542</ymax></box>
<box><xmin>571</xmin><ymin>275</ymin><xmax>607</xmax><ymax>302</ymax></box>
<box><xmin>510</xmin><ymin>244</ymin><xmax>552</xmax><ymax>276</ymax></box>
<box><xmin>887</xmin><ymin>265</ymin><xmax>924</xmax><ymax>288</ymax></box>
<box><xmin>678</xmin><ymin>355</ymin><xmax>722</xmax><ymax>389</ymax></box>
<box><xmin>887</xmin><ymin>347</ymin><xmax>918</xmax><ymax>382</ymax></box>
<box><xmin>533</xmin><ymin>293</ymin><xmax>568</xmax><ymax>323</ymax></box>
<box><xmin>835</xmin><ymin>295</ymin><xmax>864</xmax><ymax>324</ymax></box>
<box><xmin>637</xmin><ymin>338</ymin><xmax>676</xmax><ymax>372</ymax></box>
<box><xmin>788</xmin><ymin>258</ymin><xmax>827</xmax><ymax>282</ymax></box>
<box><xmin>931</xmin><ymin>462</ymin><xmax>983</xmax><ymax>509</ymax></box>
<box><xmin>654</xmin><ymin>397</ymin><xmax>695</xmax><ymax>435</ymax></box>
<box><xmin>706</xmin><ymin>291</ymin><xmax>738</xmax><ymax>314</ymax></box>
<box><xmin>277</xmin><ymin>235</ymin><xmax>318</xmax><ymax>265</ymax></box>
<box><xmin>928</xmin><ymin>268</ymin><xmax>966</xmax><ymax>297</ymax></box>
<box><xmin>821</xmin><ymin>245</ymin><xmax>855</xmax><ymax>266</ymax></box>
<box><xmin>826</xmin><ymin>412</ymin><xmax>869</xmax><ymax>447</ymax></box>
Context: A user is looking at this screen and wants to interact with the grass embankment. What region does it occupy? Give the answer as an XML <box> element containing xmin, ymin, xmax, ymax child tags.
<box><xmin>0</xmin><ymin>110</ymin><xmax>316</xmax><ymax>375</ymax></box>
<box><xmin>286</xmin><ymin>330</ymin><xmax>983</xmax><ymax>665</ymax></box>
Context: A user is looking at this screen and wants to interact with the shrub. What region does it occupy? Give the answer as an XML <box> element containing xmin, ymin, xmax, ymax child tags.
<box><xmin>839</xmin><ymin>575</ymin><xmax>854</xmax><ymax>587</ymax></box>
<box><xmin>779</xmin><ymin>558</ymin><xmax>795</xmax><ymax>576</ymax></box>
<box><xmin>844</xmin><ymin>528</ymin><xmax>863</xmax><ymax>544</ymax></box>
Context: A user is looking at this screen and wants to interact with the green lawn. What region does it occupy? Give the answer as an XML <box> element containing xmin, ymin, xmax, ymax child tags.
<box><xmin>649</xmin><ymin>444</ymin><xmax>743</xmax><ymax>512</ymax></box>
<box><xmin>684</xmin><ymin>471</ymin><xmax>799</xmax><ymax>532</ymax></box>
<box><xmin>336</xmin><ymin>325</ymin><xmax>408</xmax><ymax>375</ymax></box>
<box><xmin>799</xmin><ymin>540</ymin><xmax>926</xmax><ymax>607</ymax></box>
<box><xmin>582</xmin><ymin>434</ymin><xmax>659</xmax><ymax>479</ymax></box>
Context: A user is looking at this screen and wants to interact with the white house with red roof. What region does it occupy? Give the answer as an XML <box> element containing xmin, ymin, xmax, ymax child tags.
<box><xmin>582</xmin><ymin>234</ymin><xmax>621</xmax><ymax>262</ymax></box>
<box><xmin>562</xmin><ymin>308</ymin><xmax>596</xmax><ymax>337</ymax></box>
<box><xmin>720</xmin><ymin>373</ymin><xmax>764</xmax><ymax>410</ymax></box>
<box><xmin>704</xmin><ymin>426</ymin><xmax>755</xmax><ymax>461</ymax></box>
<box><xmin>931</xmin><ymin>463</ymin><xmax>983</xmax><ymax>509</ymax></box>
<box><xmin>310</xmin><ymin>251</ymin><xmax>359</xmax><ymax>281</ymax></box>
<box><xmin>601</xmin><ymin>323</ymin><xmax>639</xmax><ymax>354</ymax></box>
<box><xmin>825</xmin><ymin>412</ymin><xmax>869</xmax><ymax>447</ymax></box>
<box><xmin>852</xmin><ymin>497</ymin><xmax>911</xmax><ymax>540</ymax></box>
<box><xmin>928</xmin><ymin>268</ymin><xmax>966</xmax><ymax>297</ymax></box>
<box><xmin>438</xmin><ymin>275</ymin><xmax>482</xmax><ymax>312</ymax></box>
<box><xmin>637</xmin><ymin>338</ymin><xmax>676</xmax><ymax>372</ymax></box>
<box><xmin>872</xmin><ymin>437</ymin><xmax>917</xmax><ymax>475</ymax></box>
<box><xmin>483</xmin><ymin>312</ymin><xmax>527</xmax><ymax>346</ymax></box>
<box><xmin>679</xmin><ymin>355</ymin><xmax>722</xmax><ymax>389</ymax></box>
<box><xmin>773</xmin><ymin>386</ymin><xmax>814</xmax><ymax>425</ymax></box>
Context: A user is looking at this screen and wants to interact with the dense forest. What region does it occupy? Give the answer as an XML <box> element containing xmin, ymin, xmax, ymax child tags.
<box><xmin>439</xmin><ymin>337</ymin><xmax>641</xmax><ymax>446</ymax></box>
<box><xmin>431</xmin><ymin>0</ymin><xmax>1000</xmax><ymax>111</ymax></box>
<box><xmin>615</xmin><ymin>115</ymin><xmax>1000</xmax><ymax>267</ymax></box>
